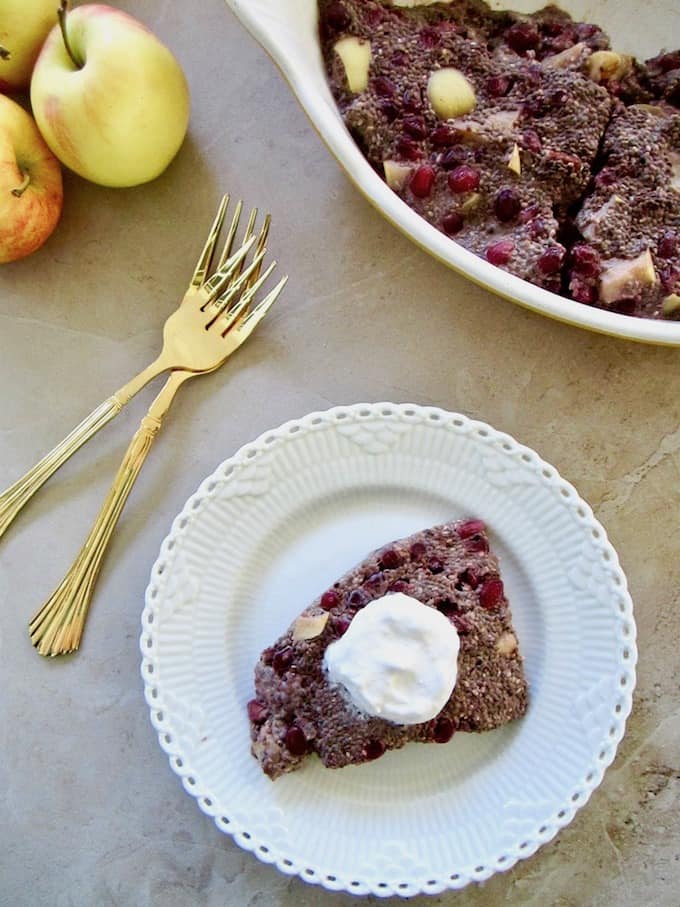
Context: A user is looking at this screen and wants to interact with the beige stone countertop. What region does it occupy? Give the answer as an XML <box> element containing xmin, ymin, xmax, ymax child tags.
<box><xmin>1</xmin><ymin>1</ymin><xmax>678</xmax><ymax>905</ymax></box>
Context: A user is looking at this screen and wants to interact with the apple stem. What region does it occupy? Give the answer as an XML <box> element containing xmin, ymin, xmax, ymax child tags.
<box><xmin>11</xmin><ymin>172</ymin><xmax>31</xmax><ymax>198</ymax></box>
<box><xmin>0</xmin><ymin>45</ymin><xmax>10</xmax><ymax>61</ymax></box>
<box><xmin>58</xmin><ymin>0</ymin><xmax>83</xmax><ymax>69</ymax></box>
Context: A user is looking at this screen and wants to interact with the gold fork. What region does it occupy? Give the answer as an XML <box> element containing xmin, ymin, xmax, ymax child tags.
<box><xmin>0</xmin><ymin>195</ymin><xmax>267</xmax><ymax>542</ymax></box>
<box><xmin>28</xmin><ymin>200</ymin><xmax>287</xmax><ymax>657</ymax></box>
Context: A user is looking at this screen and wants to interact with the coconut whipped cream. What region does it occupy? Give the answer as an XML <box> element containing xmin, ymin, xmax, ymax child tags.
<box><xmin>323</xmin><ymin>592</ymin><xmax>460</xmax><ymax>725</ymax></box>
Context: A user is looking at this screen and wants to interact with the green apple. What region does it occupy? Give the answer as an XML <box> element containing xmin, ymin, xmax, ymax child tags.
<box><xmin>0</xmin><ymin>0</ymin><xmax>58</xmax><ymax>91</ymax></box>
<box><xmin>30</xmin><ymin>3</ymin><xmax>190</xmax><ymax>188</ymax></box>
<box><xmin>0</xmin><ymin>94</ymin><xmax>63</xmax><ymax>263</ymax></box>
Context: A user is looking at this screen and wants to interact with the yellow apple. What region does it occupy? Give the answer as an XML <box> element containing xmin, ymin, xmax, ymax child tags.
<box><xmin>30</xmin><ymin>4</ymin><xmax>190</xmax><ymax>188</ymax></box>
<box><xmin>0</xmin><ymin>0</ymin><xmax>58</xmax><ymax>91</ymax></box>
<box><xmin>0</xmin><ymin>94</ymin><xmax>63</xmax><ymax>264</ymax></box>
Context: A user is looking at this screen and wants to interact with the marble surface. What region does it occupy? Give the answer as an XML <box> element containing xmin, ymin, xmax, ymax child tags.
<box><xmin>1</xmin><ymin>1</ymin><xmax>679</xmax><ymax>904</ymax></box>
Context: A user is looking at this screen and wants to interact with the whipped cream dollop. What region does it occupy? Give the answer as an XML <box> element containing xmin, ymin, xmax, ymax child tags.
<box><xmin>323</xmin><ymin>593</ymin><xmax>460</xmax><ymax>725</ymax></box>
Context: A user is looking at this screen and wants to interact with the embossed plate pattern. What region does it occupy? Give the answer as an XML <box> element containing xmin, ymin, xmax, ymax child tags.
<box><xmin>141</xmin><ymin>403</ymin><xmax>636</xmax><ymax>897</ymax></box>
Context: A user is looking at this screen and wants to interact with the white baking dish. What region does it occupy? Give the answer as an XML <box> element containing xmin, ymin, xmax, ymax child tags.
<box><xmin>226</xmin><ymin>0</ymin><xmax>680</xmax><ymax>345</ymax></box>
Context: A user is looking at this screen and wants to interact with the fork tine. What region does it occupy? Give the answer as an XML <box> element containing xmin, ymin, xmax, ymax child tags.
<box><xmin>225</xmin><ymin>207</ymin><xmax>258</xmax><ymax>284</ymax></box>
<box><xmin>201</xmin><ymin>234</ymin><xmax>257</xmax><ymax>306</ymax></box>
<box><xmin>215</xmin><ymin>199</ymin><xmax>244</xmax><ymax>272</ymax></box>
<box><xmin>214</xmin><ymin>260</ymin><xmax>277</xmax><ymax>333</ymax></box>
<box><xmin>204</xmin><ymin>250</ymin><xmax>269</xmax><ymax>327</ymax></box>
<box><xmin>222</xmin><ymin>275</ymin><xmax>287</xmax><ymax>338</ymax></box>
<box><xmin>246</xmin><ymin>214</ymin><xmax>271</xmax><ymax>289</ymax></box>
<box><xmin>190</xmin><ymin>195</ymin><xmax>229</xmax><ymax>289</ymax></box>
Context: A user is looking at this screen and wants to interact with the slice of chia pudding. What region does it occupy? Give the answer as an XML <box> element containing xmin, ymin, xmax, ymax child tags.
<box><xmin>248</xmin><ymin>518</ymin><xmax>528</xmax><ymax>779</ymax></box>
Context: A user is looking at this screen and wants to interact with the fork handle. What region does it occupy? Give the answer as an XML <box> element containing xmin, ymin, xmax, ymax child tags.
<box><xmin>0</xmin><ymin>358</ymin><xmax>166</xmax><ymax>543</ymax></box>
<box><xmin>0</xmin><ymin>396</ymin><xmax>123</xmax><ymax>541</ymax></box>
<box><xmin>28</xmin><ymin>416</ymin><xmax>161</xmax><ymax>655</ymax></box>
<box><xmin>28</xmin><ymin>371</ymin><xmax>189</xmax><ymax>656</ymax></box>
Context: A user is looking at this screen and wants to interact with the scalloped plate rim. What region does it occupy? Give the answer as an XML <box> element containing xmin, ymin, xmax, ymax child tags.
<box><xmin>140</xmin><ymin>402</ymin><xmax>637</xmax><ymax>897</ymax></box>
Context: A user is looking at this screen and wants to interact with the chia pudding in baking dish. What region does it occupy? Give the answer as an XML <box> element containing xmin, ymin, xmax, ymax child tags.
<box><xmin>318</xmin><ymin>0</ymin><xmax>680</xmax><ymax>320</ymax></box>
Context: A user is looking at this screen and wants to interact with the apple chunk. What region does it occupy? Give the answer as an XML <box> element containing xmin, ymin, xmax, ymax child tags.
<box><xmin>0</xmin><ymin>95</ymin><xmax>63</xmax><ymax>264</ymax></box>
<box><xmin>427</xmin><ymin>68</ymin><xmax>476</xmax><ymax>119</ymax></box>
<box><xmin>599</xmin><ymin>249</ymin><xmax>657</xmax><ymax>304</ymax></box>
<box><xmin>334</xmin><ymin>36</ymin><xmax>371</xmax><ymax>93</ymax></box>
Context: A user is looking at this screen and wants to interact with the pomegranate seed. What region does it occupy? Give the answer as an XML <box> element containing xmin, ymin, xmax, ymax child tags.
<box><xmin>436</xmin><ymin>598</ymin><xmax>457</xmax><ymax>617</ymax></box>
<box><xmin>409</xmin><ymin>541</ymin><xmax>427</xmax><ymax>559</ymax></box>
<box><xmin>419</xmin><ymin>26</ymin><xmax>441</xmax><ymax>49</ymax></box>
<box><xmin>373</xmin><ymin>75</ymin><xmax>396</xmax><ymax>97</ymax></box>
<box><xmin>391</xmin><ymin>50</ymin><xmax>408</xmax><ymax>68</ymax></box>
<box><xmin>574</xmin><ymin>23</ymin><xmax>599</xmax><ymax>41</ymax></box>
<box><xmin>571</xmin><ymin>244</ymin><xmax>601</xmax><ymax>277</ymax></box>
<box><xmin>447</xmin><ymin>165</ymin><xmax>480</xmax><ymax>193</ymax></box>
<box><xmin>333</xmin><ymin>615</ymin><xmax>352</xmax><ymax>636</ymax></box>
<box><xmin>521</xmin><ymin>129</ymin><xmax>542</xmax><ymax>152</ymax></box>
<box><xmin>505</xmin><ymin>22</ymin><xmax>540</xmax><ymax>54</ymax></box>
<box><xmin>403</xmin><ymin>115</ymin><xmax>427</xmax><ymax>139</ymax></box>
<box><xmin>325</xmin><ymin>1</ymin><xmax>351</xmax><ymax>31</ymax></box>
<box><xmin>440</xmin><ymin>147</ymin><xmax>468</xmax><ymax>170</ymax></box>
<box><xmin>486</xmin><ymin>240</ymin><xmax>515</xmax><ymax>266</ymax></box>
<box><xmin>550</xmin><ymin>88</ymin><xmax>568</xmax><ymax>108</ymax></box>
<box><xmin>429</xmin><ymin>558</ymin><xmax>444</xmax><ymax>574</ymax></box>
<box><xmin>380</xmin><ymin>100</ymin><xmax>400</xmax><ymax>122</ymax></box>
<box><xmin>430</xmin><ymin>125</ymin><xmax>457</xmax><ymax>147</ymax></box>
<box><xmin>388</xmin><ymin>579</ymin><xmax>409</xmax><ymax>594</ymax></box>
<box><xmin>458</xmin><ymin>567</ymin><xmax>480</xmax><ymax>589</ymax></box>
<box><xmin>443</xmin><ymin>212</ymin><xmax>464</xmax><ymax>236</ymax></box>
<box><xmin>542</xmin><ymin>21</ymin><xmax>569</xmax><ymax>38</ymax></box>
<box><xmin>480</xmin><ymin>577</ymin><xmax>504</xmax><ymax>609</ymax></box>
<box><xmin>659</xmin><ymin>233</ymin><xmax>677</xmax><ymax>259</ymax></box>
<box><xmin>522</xmin><ymin>97</ymin><xmax>546</xmax><ymax>120</ymax></box>
<box><xmin>273</xmin><ymin>647</ymin><xmax>294</xmax><ymax>675</ymax></box>
<box><xmin>366</xmin><ymin>7</ymin><xmax>384</xmax><ymax>27</ymax></box>
<box><xmin>528</xmin><ymin>218</ymin><xmax>550</xmax><ymax>240</ymax></box>
<box><xmin>458</xmin><ymin>519</ymin><xmax>486</xmax><ymax>538</ymax></box>
<box><xmin>525</xmin><ymin>64</ymin><xmax>543</xmax><ymax>87</ymax></box>
<box><xmin>549</xmin><ymin>29</ymin><xmax>575</xmax><ymax>48</ymax></box>
<box><xmin>660</xmin><ymin>266</ymin><xmax>679</xmax><ymax>292</ymax></box>
<box><xmin>320</xmin><ymin>590</ymin><xmax>340</xmax><ymax>611</ymax></box>
<box><xmin>247</xmin><ymin>699</ymin><xmax>268</xmax><ymax>723</ymax></box>
<box><xmin>537</xmin><ymin>246</ymin><xmax>564</xmax><ymax>275</ymax></box>
<box><xmin>652</xmin><ymin>51</ymin><xmax>680</xmax><ymax>74</ymax></box>
<box><xmin>519</xmin><ymin>203</ymin><xmax>541</xmax><ymax>224</ymax></box>
<box><xmin>380</xmin><ymin>548</ymin><xmax>403</xmax><ymax>569</ymax></box>
<box><xmin>410</xmin><ymin>164</ymin><xmax>436</xmax><ymax>197</ymax></box>
<box><xmin>332</xmin><ymin>614</ymin><xmax>352</xmax><ymax>636</ymax></box>
<box><xmin>612</xmin><ymin>298</ymin><xmax>637</xmax><ymax>316</ymax></box>
<box><xmin>466</xmin><ymin>534</ymin><xmax>489</xmax><ymax>553</ymax></box>
<box><xmin>402</xmin><ymin>88</ymin><xmax>422</xmax><ymax>114</ymax></box>
<box><xmin>570</xmin><ymin>278</ymin><xmax>598</xmax><ymax>305</ymax></box>
<box><xmin>365</xmin><ymin>571</ymin><xmax>385</xmax><ymax>587</ymax></box>
<box><xmin>261</xmin><ymin>646</ymin><xmax>275</xmax><ymax>666</ymax></box>
<box><xmin>547</xmin><ymin>149</ymin><xmax>582</xmax><ymax>167</ymax></box>
<box><xmin>433</xmin><ymin>716</ymin><xmax>455</xmax><ymax>743</ymax></box>
<box><xmin>595</xmin><ymin>168</ymin><xmax>617</xmax><ymax>188</ymax></box>
<box><xmin>487</xmin><ymin>74</ymin><xmax>512</xmax><ymax>97</ymax></box>
<box><xmin>451</xmin><ymin>613</ymin><xmax>471</xmax><ymax>635</ymax></box>
<box><xmin>493</xmin><ymin>188</ymin><xmax>521</xmax><ymax>222</ymax></box>
<box><xmin>284</xmin><ymin>725</ymin><xmax>308</xmax><ymax>756</ymax></box>
<box><xmin>396</xmin><ymin>137</ymin><xmax>423</xmax><ymax>161</ymax></box>
<box><xmin>348</xmin><ymin>588</ymin><xmax>369</xmax><ymax>608</ymax></box>
<box><xmin>363</xmin><ymin>739</ymin><xmax>386</xmax><ymax>760</ymax></box>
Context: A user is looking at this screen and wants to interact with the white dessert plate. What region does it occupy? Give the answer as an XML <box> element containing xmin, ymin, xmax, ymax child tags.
<box><xmin>224</xmin><ymin>0</ymin><xmax>680</xmax><ymax>346</ymax></box>
<box><xmin>141</xmin><ymin>403</ymin><xmax>636</xmax><ymax>897</ymax></box>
